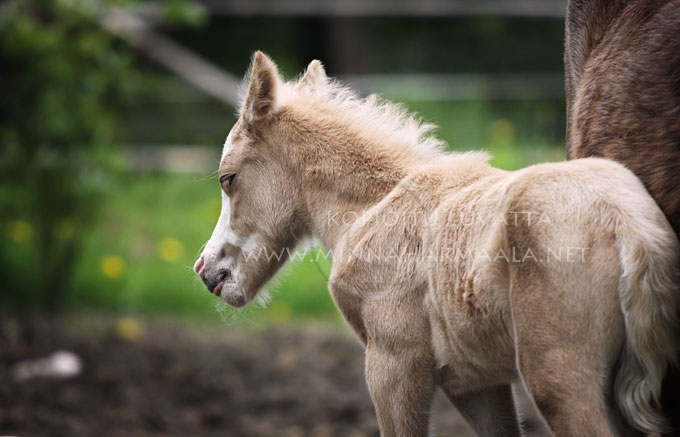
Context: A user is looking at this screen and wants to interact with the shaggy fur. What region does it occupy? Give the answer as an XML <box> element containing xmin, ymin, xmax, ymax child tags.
<box><xmin>565</xmin><ymin>0</ymin><xmax>680</xmax><ymax>431</ymax></box>
<box><xmin>195</xmin><ymin>52</ymin><xmax>680</xmax><ymax>436</ymax></box>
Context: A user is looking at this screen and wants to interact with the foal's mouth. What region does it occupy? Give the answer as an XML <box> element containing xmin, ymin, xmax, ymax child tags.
<box><xmin>210</xmin><ymin>282</ymin><xmax>223</xmax><ymax>296</ymax></box>
<box><xmin>196</xmin><ymin>257</ymin><xmax>247</xmax><ymax>307</ymax></box>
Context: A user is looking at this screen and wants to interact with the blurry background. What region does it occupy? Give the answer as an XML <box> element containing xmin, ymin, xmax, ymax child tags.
<box><xmin>0</xmin><ymin>0</ymin><xmax>566</xmax><ymax>435</ymax></box>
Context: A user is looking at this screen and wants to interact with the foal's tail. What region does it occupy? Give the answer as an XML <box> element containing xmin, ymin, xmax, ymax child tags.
<box><xmin>615</xmin><ymin>200</ymin><xmax>680</xmax><ymax>433</ymax></box>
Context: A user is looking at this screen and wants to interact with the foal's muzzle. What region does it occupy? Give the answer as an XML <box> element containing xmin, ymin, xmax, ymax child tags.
<box><xmin>204</xmin><ymin>268</ymin><xmax>231</xmax><ymax>290</ymax></box>
<box><xmin>194</xmin><ymin>254</ymin><xmax>245</xmax><ymax>307</ymax></box>
<box><xmin>194</xmin><ymin>255</ymin><xmax>231</xmax><ymax>295</ymax></box>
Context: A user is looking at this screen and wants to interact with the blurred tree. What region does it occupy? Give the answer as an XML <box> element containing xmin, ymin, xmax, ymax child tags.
<box><xmin>0</xmin><ymin>0</ymin><xmax>138</xmax><ymax>311</ymax></box>
<box><xmin>0</xmin><ymin>0</ymin><xmax>203</xmax><ymax>312</ymax></box>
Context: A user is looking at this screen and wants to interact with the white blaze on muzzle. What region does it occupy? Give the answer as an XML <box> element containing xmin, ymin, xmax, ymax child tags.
<box><xmin>202</xmin><ymin>130</ymin><xmax>261</xmax><ymax>268</ymax></box>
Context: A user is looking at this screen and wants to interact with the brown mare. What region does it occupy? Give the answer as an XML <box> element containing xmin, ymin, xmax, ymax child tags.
<box><xmin>565</xmin><ymin>0</ymin><xmax>680</xmax><ymax>430</ymax></box>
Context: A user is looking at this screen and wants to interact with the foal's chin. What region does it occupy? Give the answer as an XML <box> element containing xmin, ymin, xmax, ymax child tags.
<box><xmin>214</xmin><ymin>280</ymin><xmax>247</xmax><ymax>308</ymax></box>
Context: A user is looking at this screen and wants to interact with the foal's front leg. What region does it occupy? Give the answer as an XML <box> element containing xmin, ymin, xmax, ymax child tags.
<box><xmin>365</xmin><ymin>341</ymin><xmax>435</xmax><ymax>437</ymax></box>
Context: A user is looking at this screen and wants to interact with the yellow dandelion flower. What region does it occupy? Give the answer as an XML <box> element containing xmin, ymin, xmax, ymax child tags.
<box><xmin>8</xmin><ymin>220</ymin><xmax>32</xmax><ymax>244</ymax></box>
<box><xmin>157</xmin><ymin>237</ymin><xmax>184</xmax><ymax>263</ymax></box>
<box><xmin>116</xmin><ymin>317</ymin><xmax>141</xmax><ymax>340</ymax></box>
<box><xmin>100</xmin><ymin>255</ymin><xmax>125</xmax><ymax>279</ymax></box>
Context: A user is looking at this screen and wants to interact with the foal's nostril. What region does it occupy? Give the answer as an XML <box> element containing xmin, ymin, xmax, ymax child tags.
<box><xmin>217</xmin><ymin>269</ymin><xmax>232</xmax><ymax>283</ymax></box>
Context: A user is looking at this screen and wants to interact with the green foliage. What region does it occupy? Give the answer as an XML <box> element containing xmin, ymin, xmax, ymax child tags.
<box><xmin>0</xmin><ymin>0</ymin><xmax>136</xmax><ymax>310</ymax></box>
<box><xmin>160</xmin><ymin>0</ymin><xmax>206</xmax><ymax>26</ymax></box>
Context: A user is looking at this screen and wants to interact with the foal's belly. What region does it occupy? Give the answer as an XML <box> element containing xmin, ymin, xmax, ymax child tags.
<box><xmin>429</xmin><ymin>303</ymin><xmax>518</xmax><ymax>394</ymax></box>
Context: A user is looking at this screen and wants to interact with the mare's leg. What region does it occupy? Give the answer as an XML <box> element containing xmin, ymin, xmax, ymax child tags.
<box><xmin>441</xmin><ymin>382</ymin><xmax>521</xmax><ymax>436</ymax></box>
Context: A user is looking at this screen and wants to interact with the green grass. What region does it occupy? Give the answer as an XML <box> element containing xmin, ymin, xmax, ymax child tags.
<box><xmin>66</xmin><ymin>100</ymin><xmax>565</xmax><ymax>324</ymax></box>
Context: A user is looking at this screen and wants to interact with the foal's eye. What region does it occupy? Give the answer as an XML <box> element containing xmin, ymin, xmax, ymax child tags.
<box><xmin>220</xmin><ymin>173</ymin><xmax>237</xmax><ymax>189</ymax></box>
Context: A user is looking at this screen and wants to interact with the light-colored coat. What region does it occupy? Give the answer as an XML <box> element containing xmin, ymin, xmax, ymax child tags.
<box><xmin>194</xmin><ymin>52</ymin><xmax>679</xmax><ymax>436</ymax></box>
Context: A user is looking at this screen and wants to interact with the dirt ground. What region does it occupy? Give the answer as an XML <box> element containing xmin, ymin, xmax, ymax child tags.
<box><xmin>0</xmin><ymin>315</ymin><xmax>476</xmax><ymax>436</ymax></box>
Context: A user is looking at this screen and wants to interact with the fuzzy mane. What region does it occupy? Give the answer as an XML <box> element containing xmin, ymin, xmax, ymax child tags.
<box><xmin>238</xmin><ymin>60</ymin><xmax>450</xmax><ymax>162</ymax></box>
<box><xmin>291</xmin><ymin>79</ymin><xmax>448</xmax><ymax>161</ymax></box>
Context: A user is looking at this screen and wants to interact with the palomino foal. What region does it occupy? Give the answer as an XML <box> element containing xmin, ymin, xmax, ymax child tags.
<box><xmin>194</xmin><ymin>52</ymin><xmax>679</xmax><ymax>436</ymax></box>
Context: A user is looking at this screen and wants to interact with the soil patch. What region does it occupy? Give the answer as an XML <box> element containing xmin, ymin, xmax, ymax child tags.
<box><xmin>0</xmin><ymin>315</ymin><xmax>473</xmax><ymax>436</ymax></box>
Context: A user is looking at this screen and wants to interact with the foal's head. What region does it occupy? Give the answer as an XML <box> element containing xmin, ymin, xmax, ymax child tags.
<box><xmin>194</xmin><ymin>51</ymin><xmax>444</xmax><ymax>306</ymax></box>
<box><xmin>194</xmin><ymin>52</ymin><xmax>327</xmax><ymax>306</ymax></box>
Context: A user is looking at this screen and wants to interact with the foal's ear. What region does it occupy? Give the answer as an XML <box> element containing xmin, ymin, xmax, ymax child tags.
<box><xmin>296</xmin><ymin>60</ymin><xmax>327</xmax><ymax>94</ymax></box>
<box><xmin>242</xmin><ymin>51</ymin><xmax>281</xmax><ymax>123</ymax></box>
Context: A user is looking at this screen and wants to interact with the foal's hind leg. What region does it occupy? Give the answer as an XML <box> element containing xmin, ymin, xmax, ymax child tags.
<box><xmin>516</xmin><ymin>351</ymin><xmax>613</xmax><ymax>436</ymax></box>
<box><xmin>510</xmin><ymin>283</ymin><xmax>621</xmax><ymax>436</ymax></box>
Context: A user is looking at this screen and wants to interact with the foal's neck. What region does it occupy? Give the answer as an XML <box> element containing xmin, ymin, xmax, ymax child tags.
<box><xmin>280</xmin><ymin>110</ymin><xmax>428</xmax><ymax>250</ymax></box>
